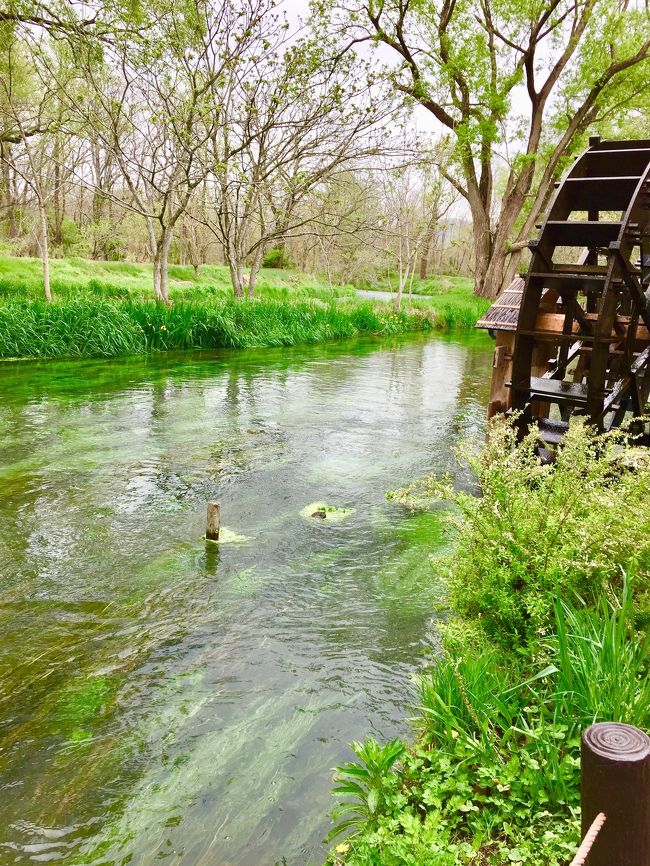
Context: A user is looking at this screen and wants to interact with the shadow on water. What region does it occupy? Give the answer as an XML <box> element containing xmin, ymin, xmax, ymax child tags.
<box><xmin>0</xmin><ymin>331</ymin><xmax>493</xmax><ymax>865</ymax></box>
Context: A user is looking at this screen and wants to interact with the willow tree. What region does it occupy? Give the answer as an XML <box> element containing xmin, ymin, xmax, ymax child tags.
<box><xmin>325</xmin><ymin>0</ymin><xmax>650</xmax><ymax>297</ymax></box>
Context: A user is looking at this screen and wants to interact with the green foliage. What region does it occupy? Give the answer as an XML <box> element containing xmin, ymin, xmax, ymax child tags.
<box><xmin>547</xmin><ymin>581</ymin><xmax>650</xmax><ymax>729</ymax></box>
<box><xmin>357</xmin><ymin>275</ymin><xmax>489</xmax><ymax>329</ymax></box>
<box><xmin>0</xmin><ymin>255</ymin><xmax>486</xmax><ymax>355</ymax></box>
<box><xmin>330</xmin><ymin>737</ymin><xmax>580</xmax><ymax>866</ymax></box>
<box><xmin>0</xmin><ymin>254</ymin><xmax>491</xmax><ymax>358</ymax></box>
<box><xmin>330</xmin><ymin>422</ymin><xmax>649</xmax><ymax>866</ymax></box>
<box><xmin>0</xmin><ymin>296</ymin><xmax>435</xmax><ymax>359</ymax></box>
<box><xmin>329</xmin><ymin>739</ymin><xmax>406</xmax><ymax>841</ymax></box>
<box><xmin>0</xmin><ymin>299</ymin><xmax>146</xmax><ymax>357</ymax></box>
<box><xmin>392</xmin><ymin>417</ymin><xmax>650</xmax><ymax>648</ymax></box>
<box><xmin>262</xmin><ymin>246</ymin><xmax>294</xmax><ymax>269</ymax></box>
<box><xmin>328</xmin><ymin>583</ymin><xmax>648</xmax><ymax>865</ymax></box>
<box><xmin>55</xmin><ymin>217</ymin><xmax>84</xmax><ymax>255</ymax></box>
<box><xmin>0</xmin><ymin>254</ymin><xmax>349</xmax><ymax>302</ymax></box>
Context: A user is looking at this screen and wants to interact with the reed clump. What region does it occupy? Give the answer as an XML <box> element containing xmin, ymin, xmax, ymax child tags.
<box><xmin>0</xmin><ymin>297</ymin><xmax>435</xmax><ymax>360</ymax></box>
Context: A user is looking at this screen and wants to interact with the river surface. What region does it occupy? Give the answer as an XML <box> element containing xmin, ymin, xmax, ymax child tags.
<box><xmin>0</xmin><ymin>332</ymin><xmax>492</xmax><ymax>866</ymax></box>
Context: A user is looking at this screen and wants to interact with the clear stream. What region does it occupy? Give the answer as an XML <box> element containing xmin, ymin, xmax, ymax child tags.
<box><xmin>0</xmin><ymin>332</ymin><xmax>492</xmax><ymax>866</ymax></box>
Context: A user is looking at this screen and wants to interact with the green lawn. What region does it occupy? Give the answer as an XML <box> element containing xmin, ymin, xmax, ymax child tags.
<box><xmin>0</xmin><ymin>255</ymin><xmax>488</xmax><ymax>359</ymax></box>
<box><xmin>372</xmin><ymin>273</ymin><xmax>474</xmax><ymax>297</ymax></box>
<box><xmin>0</xmin><ymin>255</ymin><xmax>354</xmax><ymax>302</ymax></box>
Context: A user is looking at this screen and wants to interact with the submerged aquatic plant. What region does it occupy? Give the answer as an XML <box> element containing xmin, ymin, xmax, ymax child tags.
<box><xmin>300</xmin><ymin>502</ymin><xmax>356</xmax><ymax>523</ymax></box>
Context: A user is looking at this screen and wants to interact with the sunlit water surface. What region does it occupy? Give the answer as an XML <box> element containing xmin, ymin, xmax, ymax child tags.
<box><xmin>0</xmin><ymin>332</ymin><xmax>492</xmax><ymax>865</ymax></box>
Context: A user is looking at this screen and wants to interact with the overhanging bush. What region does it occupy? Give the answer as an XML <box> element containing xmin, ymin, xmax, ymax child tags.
<box><xmin>392</xmin><ymin>417</ymin><xmax>650</xmax><ymax>648</ymax></box>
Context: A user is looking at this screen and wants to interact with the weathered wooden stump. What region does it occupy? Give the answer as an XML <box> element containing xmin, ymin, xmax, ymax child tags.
<box><xmin>581</xmin><ymin>722</ymin><xmax>650</xmax><ymax>866</ymax></box>
<box><xmin>206</xmin><ymin>501</ymin><xmax>221</xmax><ymax>541</ymax></box>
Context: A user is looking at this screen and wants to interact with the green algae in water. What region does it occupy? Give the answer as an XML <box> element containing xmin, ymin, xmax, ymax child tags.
<box><xmin>0</xmin><ymin>333</ymin><xmax>494</xmax><ymax>865</ymax></box>
<box><xmin>218</xmin><ymin>567</ymin><xmax>266</xmax><ymax>601</ymax></box>
<box><xmin>52</xmin><ymin>676</ymin><xmax>115</xmax><ymax>738</ymax></box>
<box><xmin>300</xmin><ymin>502</ymin><xmax>356</xmax><ymax>523</ymax></box>
<box><xmin>206</xmin><ymin>526</ymin><xmax>253</xmax><ymax>544</ymax></box>
<box><xmin>70</xmin><ymin>681</ymin><xmax>317</xmax><ymax>866</ymax></box>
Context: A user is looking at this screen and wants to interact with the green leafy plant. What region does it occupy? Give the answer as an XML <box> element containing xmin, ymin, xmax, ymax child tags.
<box><xmin>392</xmin><ymin>417</ymin><xmax>650</xmax><ymax>649</ymax></box>
<box><xmin>329</xmin><ymin>581</ymin><xmax>648</xmax><ymax>865</ymax></box>
<box><xmin>545</xmin><ymin>577</ymin><xmax>650</xmax><ymax>730</ymax></box>
<box><xmin>0</xmin><ymin>297</ymin><xmax>437</xmax><ymax>359</ymax></box>
<box><xmin>328</xmin><ymin>738</ymin><xmax>405</xmax><ymax>841</ymax></box>
<box><xmin>262</xmin><ymin>247</ymin><xmax>294</xmax><ymax>269</ymax></box>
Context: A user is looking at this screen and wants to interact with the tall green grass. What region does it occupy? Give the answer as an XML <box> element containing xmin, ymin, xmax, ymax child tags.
<box><xmin>415</xmin><ymin>580</ymin><xmax>649</xmax><ymax>751</ymax></box>
<box><xmin>426</xmin><ymin>295</ymin><xmax>490</xmax><ymax>329</ymax></box>
<box><xmin>0</xmin><ymin>300</ymin><xmax>146</xmax><ymax>358</ymax></box>
<box><xmin>0</xmin><ymin>297</ymin><xmax>434</xmax><ymax>359</ymax></box>
<box><xmin>0</xmin><ymin>255</ymin><xmax>486</xmax><ymax>359</ymax></box>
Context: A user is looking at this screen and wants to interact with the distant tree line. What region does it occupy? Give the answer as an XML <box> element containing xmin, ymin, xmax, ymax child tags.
<box><xmin>1</xmin><ymin>0</ymin><xmax>648</xmax><ymax>301</ymax></box>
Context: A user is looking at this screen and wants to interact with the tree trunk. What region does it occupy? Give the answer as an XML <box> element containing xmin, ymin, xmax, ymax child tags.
<box><xmin>225</xmin><ymin>237</ymin><xmax>245</xmax><ymax>297</ymax></box>
<box><xmin>482</xmin><ymin>246</ymin><xmax>510</xmax><ymax>300</ymax></box>
<box><xmin>146</xmin><ymin>217</ymin><xmax>165</xmax><ymax>303</ymax></box>
<box><xmin>153</xmin><ymin>257</ymin><xmax>162</xmax><ymax>301</ymax></box>
<box><xmin>482</xmin><ymin>179</ymin><xmax>535</xmax><ymax>297</ymax></box>
<box><xmin>38</xmin><ymin>199</ymin><xmax>51</xmax><ymax>303</ymax></box>
<box><xmin>154</xmin><ymin>228</ymin><xmax>174</xmax><ymax>305</ymax></box>
<box><xmin>418</xmin><ymin>244</ymin><xmax>430</xmax><ymax>281</ymax></box>
<box><xmin>1</xmin><ymin>144</ymin><xmax>18</xmax><ymax>238</ymax></box>
<box><xmin>418</xmin><ymin>212</ymin><xmax>438</xmax><ymax>280</ymax></box>
<box><xmin>247</xmin><ymin>247</ymin><xmax>264</xmax><ymax>298</ymax></box>
<box><xmin>468</xmin><ymin>198</ymin><xmax>493</xmax><ymax>298</ymax></box>
<box><xmin>53</xmin><ymin>136</ymin><xmax>63</xmax><ymax>249</ymax></box>
<box><xmin>228</xmin><ymin>260</ymin><xmax>244</xmax><ymax>297</ymax></box>
<box><xmin>394</xmin><ymin>243</ymin><xmax>406</xmax><ymax>311</ymax></box>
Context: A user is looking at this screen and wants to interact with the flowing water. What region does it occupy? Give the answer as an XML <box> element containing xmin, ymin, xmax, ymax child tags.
<box><xmin>0</xmin><ymin>332</ymin><xmax>493</xmax><ymax>866</ymax></box>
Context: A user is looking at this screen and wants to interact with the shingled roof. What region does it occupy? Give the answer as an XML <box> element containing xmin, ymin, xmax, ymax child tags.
<box><xmin>476</xmin><ymin>276</ymin><xmax>524</xmax><ymax>331</ymax></box>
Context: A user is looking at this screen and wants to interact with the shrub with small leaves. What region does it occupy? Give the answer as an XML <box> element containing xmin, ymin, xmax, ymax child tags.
<box><xmin>391</xmin><ymin>416</ymin><xmax>650</xmax><ymax>648</ymax></box>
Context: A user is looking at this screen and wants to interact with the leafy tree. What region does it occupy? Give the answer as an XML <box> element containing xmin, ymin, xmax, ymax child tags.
<box><xmin>196</xmin><ymin>24</ymin><xmax>398</xmax><ymax>297</ymax></box>
<box><xmin>323</xmin><ymin>0</ymin><xmax>650</xmax><ymax>297</ymax></box>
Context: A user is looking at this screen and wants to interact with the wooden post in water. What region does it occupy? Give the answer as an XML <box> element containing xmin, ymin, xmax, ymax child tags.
<box><xmin>206</xmin><ymin>501</ymin><xmax>221</xmax><ymax>541</ymax></box>
<box><xmin>581</xmin><ymin>722</ymin><xmax>650</xmax><ymax>866</ymax></box>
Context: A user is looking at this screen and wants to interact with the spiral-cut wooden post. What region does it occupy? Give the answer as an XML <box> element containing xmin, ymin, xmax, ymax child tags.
<box><xmin>581</xmin><ymin>722</ymin><xmax>650</xmax><ymax>866</ymax></box>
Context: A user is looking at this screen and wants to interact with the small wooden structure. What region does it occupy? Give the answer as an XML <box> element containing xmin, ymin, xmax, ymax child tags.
<box><xmin>478</xmin><ymin>137</ymin><xmax>650</xmax><ymax>450</ymax></box>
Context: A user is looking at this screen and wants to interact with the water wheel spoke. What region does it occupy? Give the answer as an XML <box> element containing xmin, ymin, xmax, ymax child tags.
<box><xmin>489</xmin><ymin>136</ymin><xmax>650</xmax><ymax>450</ymax></box>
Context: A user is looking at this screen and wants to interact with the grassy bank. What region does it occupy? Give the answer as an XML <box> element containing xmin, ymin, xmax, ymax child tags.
<box><xmin>0</xmin><ymin>256</ymin><xmax>489</xmax><ymax>359</ymax></box>
<box><xmin>327</xmin><ymin>420</ymin><xmax>650</xmax><ymax>866</ymax></box>
<box><xmin>371</xmin><ymin>273</ymin><xmax>473</xmax><ymax>297</ymax></box>
<box><xmin>0</xmin><ymin>298</ymin><xmax>439</xmax><ymax>359</ymax></box>
<box><xmin>0</xmin><ymin>255</ymin><xmax>354</xmax><ymax>302</ymax></box>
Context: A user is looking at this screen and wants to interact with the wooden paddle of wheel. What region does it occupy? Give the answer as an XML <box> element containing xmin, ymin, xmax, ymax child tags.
<box><xmin>478</xmin><ymin>136</ymin><xmax>650</xmax><ymax>457</ymax></box>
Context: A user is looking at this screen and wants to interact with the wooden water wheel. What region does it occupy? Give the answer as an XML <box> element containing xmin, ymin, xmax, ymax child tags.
<box><xmin>479</xmin><ymin>136</ymin><xmax>650</xmax><ymax>453</ymax></box>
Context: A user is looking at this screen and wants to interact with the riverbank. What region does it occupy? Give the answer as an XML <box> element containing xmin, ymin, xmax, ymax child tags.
<box><xmin>0</xmin><ymin>297</ymin><xmax>443</xmax><ymax>359</ymax></box>
<box><xmin>0</xmin><ymin>256</ymin><xmax>489</xmax><ymax>360</ymax></box>
<box><xmin>0</xmin><ymin>255</ymin><xmax>353</xmax><ymax>302</ymax></box>
<box><xmin>326</xmin><ymin>419</ymin><xmax>650</xmax><ymax>866</ymax></box>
